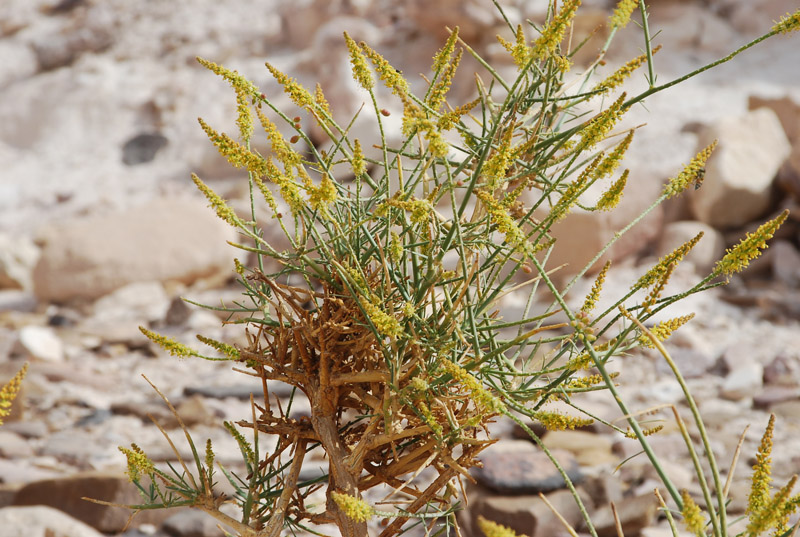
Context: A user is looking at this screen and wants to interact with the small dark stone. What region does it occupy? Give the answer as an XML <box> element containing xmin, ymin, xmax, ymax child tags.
<box><xmin>48</xmin><ymin>313</ymin><xmax>75</xmax><ymax>327</ymax></box>
<box><xmin>164</xmin><ymin>296</ymin><xmax>192</xmax><ymax>326</ymax></box>
<box><xmin>122</xmin><ymin>133</ymin><xmax>168</xmax><ymax>165</ymax></box>
<box><xmin>74</xmin><ymin>408</ymin><xmax>112</xmax><ymax>427</ymax></box>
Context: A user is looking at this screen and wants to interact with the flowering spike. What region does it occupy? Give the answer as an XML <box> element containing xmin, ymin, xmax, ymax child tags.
<box><xmin>432</xmin><ymin>27</ymin><xmax>460</xmax><ymax>73</ymax></box>
<box><xmin>609</xmin><ymin>0</ymin><xmax>638</xmax><ymax>29</ymax></box>
<box><xmin>191</xmin><ymin>173</ymin><xmax>240</xmax><ymax>227</ymax></box>
<box><xmin>119</xmin><ymin>444</ymin><xmax>155</xmax><ymax>483</ymax></box>
<box><xmin>663</xmin><ymin>142</ymin><xmax>717</xmax><ymax>198</ymax></box>
<box><xmin>748</xmin><ymin>414</ymin><xmax>775</xmax><ymax>518</ymax></box>
<box><xmin>477</xmin><ymin>516</ymin><xmax>526</xmax><ymax>537</ymax></box>
<box><xmin>265</xmin><ymin>62</ymin><xmax>314</xmax><ymax>109</ymax></box>
<box><xmin>498</xmin><ymin>25</ymin><xmax>533</xmax><ymax>69</ymax></box>
<box><xmin>482</xmin><ymin>127</ymin><xmax>515</xmax><ymax>192</ymax></box>
<box><xmin>578</xmin><ymin>93</ymin><xmax>628</xmax><ymax>150</ymax></box>
<box><xmin>532</xmin><ymin>0</ymin><xmax>581</xmax><ymax>60</ymax></box>
<box><xmin>582</xmin><ymin>261</ymin><xmax>610</xmax><ymax>314</ymax></box>
<box><xmin>234</xmin><ymin>88</ymin><xmax>253</xmax><ymax>142</ymax></box>
<box><xmin>140</xmin><ymin>326</ymin><xmax>201</xmax><ymax>359</ymax></box>
<box><xmin>439</xmin><ymin>357</ymin><xmax>506</xmax><ymax>414</ymax></box>
<box><xmin>713</xmin><ymin>210</ymin><xmax>789</xmax><ymax>279</ymax></box>
<box><xmin>438</xmin><ymin>97</ymin><xmax>480</xmax><ymax>131</ymax></box>
<box><xmin>252</xmin><ymin>175</ymin><xmax>279</xmax><ymax>216</ymax></box>
<box><xmin>331</xmin><ymin>492</ymin><xmax>374</xmax><ymax>523</ymax></box>
<box><xmin>362</xmin><ymin>299</ymin><xmax>403</xmax><ymax>338</ymax></box>
<box><xmin>596</xmin><ymin>169</ymin><xmax>629</xmax><ymax>211</ymax></box>
<box><xmin>389</xmin><ymin>231</ymin><xmax>403</xmax><ymax>263</ymax></box>
<box><xmin>594</xmin><ymin>47</ymin><xmax>660</xmax><ymax>95</ymax></box>
<box><xmin>552</xmin><ymin>153</ymin><xmax>603</xmax><ymax>221</ymax></box>
<box><xmin>428</xmin><ymin>48</ymin><xmax>462</xmax><ymax>111</ymax></box>
<box><xmin>772</xmin><ymin>10</ymin><xmax>800</xmax><ymax>35</ymax></box>
<box><xmin>343</xmin><ymin>32</ymin><xmax>374</xmax><ymax>91</ymax></box>
<box><xmin>0</xmin><ymin>363</ymin><xmax>27</xmax><ymax>425</ymax></box>
<box><xmin>255</xmin><ymin>107</ymin><xmax>302</xmax><ymax>170</ymax></box>
<box><xmin>639</xmin><ymin>313</ymin><xmax>695</xmax><ymax>348</ymax></box>
<box><xmin>475</xmin><ymin>189</ymin><xmax>534</xmax><ymax>257</ymax></box>
<box><xmin>198</xmin><ymin>118</ymin><xmax>269</xmax><ymax>176</ymax></box>
<box><xmin>306</xmin><ymin>173</ymin><xmax>338</xmax><ymax>213</ymax></box>
<box><xmin>534</xmin><ymin>411</ymin><xmax>594</xmax><ymax>431</ymax></box>
<box><xmin>196</xmin><ymin>335</ymin><xmax>240</xmax><ymax>360</ymax></box>
<box><xmin>358</xmin><ymin>41</ymin><xmax>409</xmax><ymax>96</ymax></box>
<box><xmin>352</xmin><ymin>139</ymin><xmax>366</xmax><ymax>177</ymax></box>
<box><xmin>594</xmin><ymin>130</ymin><xmax>635</xmax><ymax>180</ymax></box>
<box><xmin>313</xmin><ymin>83</ymin><xmax>331</xmax><ymax>115</ymax></box>
<box><xmin>224</xmin><ymin>421</ymin><xmax>256</xmax><ymax>466</ymax></box>
<box><xmin>680</xmin><ymin>490</ymin><xmax>706</xmax><ymax>536</ymax></box>
<box><xmin>637</xmin><ymin>231</ymin><xmax>704</xmax><ymax>288</ymax></box>
<box><xmin>197</xmin><ymin>57</ymin><xmax>259</xmax><ymax>99</ymax></box>
<box><xmin>417</xmin><ymin>401</ymin><xmax>443</xmax><ymax>437</ymax></box>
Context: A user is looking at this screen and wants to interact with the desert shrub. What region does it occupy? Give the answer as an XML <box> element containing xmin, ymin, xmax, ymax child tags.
<box><xmin>121</xmin><ymin>2</ymin><xmax>800</xmax><ymax>536</ymax></box>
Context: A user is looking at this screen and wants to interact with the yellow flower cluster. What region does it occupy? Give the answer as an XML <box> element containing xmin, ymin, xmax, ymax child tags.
<box><xmin>581</xmin><ymin>261</ymin><xmax>610</xmax><ymax>314</ymax></box>
<box><xmin>638</xmin><ymin>313</ymin><xmax>695</xmax><ymax>348</ymax></box>
<box><xmin>196</xmin><ymin>335</ymin><xmax>240</xmax><ymax>360</ymax></box>
<box><xmin>772</xmin><ymin>9</ymin><xmax>800</xmax><ymax>34</ymax></box>
<box><xmin>0</xmin><ymin>363</ymin><xmax>27</xmax><ymax>425</ymax></box>
<box><xmin>747</xmin><ymin>414</ymin><xmax>775</xmax><ymax>517</ymax></box>
<box><xmin>363</xmin><ymin>300</ymin><xmax>404</xmax><ymax>338</ymax></box>
<box><xmin>624</xmin><ymin>424</ymin><xmax>663</xmax><ymax>438</ymax></box>
<box><xmin>344</xmin><ymin>32</ymin><xmax>374</xmax><ymax>91</ymax></box>
<box><xmin>532</xmin><ymin>0</ymin><xmax>581</xmax><ymax>60</ymax></box>
<box><xmin>119</xmin><ymin>444</ymin><xmax>155</xmax><ymax>482</ymax></box>
<box><xmin>482</xmin><ymin>128</ymin><xmax>514</xmax><ymax>192</ymax></box>
<box><xmin>552</xmin><ymin>154</ymin><xmax>601</xmax><ymax>221</ymax></box>
<box><xmin>596</xmin><ymin>169</ymin><xmax>628</xmax><ymax>212</ymax></box>
<box><xmin>609</xmin><ymin>0</ymin><xmax>638</xmax><ymax>29</ymax></box>
<box><xmin>382</xmin><ymin>198</ymin><xmax>433</xmax><ymax>226</ymax></box>
<box><xmin>713</xmin><ymin>210</ymin><xmax>789</xmax><ymax>279</ymax></box>
<box><xmin>428</xmin><ymin>48</ymin><xmax>462</xmax><ymax>111</ymax></box>
<box><xmin>252</xmin><ymin>175</ymin><xmax>279</xmax><ymax>216</ymax></box>
<box><xmin>265</xmin><ymin>62</ymin><xmax>315</xmax><ymax>109</ymax></box>
<box><xmin>594</xmin><ymin>48</ymin><xmax>660</xmax><ymax>95</ymax></box>
<box><xmin>389</xmin><ymin>231</ymin><xmax>403</xmax><ymax>263</ymax></box>
<box><xmin>417</xmin><ymin>401</ymin><xmax>443</xmax><ymax>437</ymax></box>
<box><xmin>197</xmin><ymin>57</ymin><xmax>259</xmax><ymax>99</ymax></box>
<box><xmin>439</xmin><ymin>357</ymin><xmax>506</xmax><ymax>414</ymax></box>
<box><xmin>191</xmin><ymin>173</ymin><xmax>240</xmax><ymax>227</ymax></box>
<box><xmin>594</xmin><ymin>130</ymin><xmax>634</xmax><ymax>180</ymax></box>
<box><xmin>641</xmin><ymin>260</ymin><xmax>675</xmax><ymax>313</ymax></box>
<box><xmin>351</xmin><ymin>139</ymin><xmax>366</xmax><ymax>177</ymax></box>
<box><xmin>358</xmin><ymin>40</ymin><xmax>409</xmax><ymax>97</ymax></box>
<box><xmin>437</xmin><ymin>97</ymin><xmax>480</xmax><ymax>131</ymax></box>
<box><xmin>401</xmin><ymin>98</ymin><xmax>450</xmax><ymax>157</ymax></box>
<box><xmin>680</xmin><ymin>490</ymin><xmax>706</xmax><ymax>536</ymax></box>
<box><xmin>534</xmin><ymin>411</ymin><xmax>594</xmax><ymax>431</ymax></box>
<box><xmin>497</xmin><ymin>25</ymin><xmax>533</xmax><ymax>69</ymax></box>
<box><xmin>198</xmin><ymin>118</ymin><xmax>268</xmax><ymax>176</ymax></box>
<box><xmin>432</xmin><ymin>27</ymin><xmax>460</xmax><ymax>74</ymax></box>
<box><xmin>255</xmin><ymin>108</ymin><xmax>302</xmax><ymax>170</ymax></box>
<box><xmin>224</xmin><ymin>421</ymin><xmax>256</xmax><ymax>466</ymax></box>
<box><xmin>140</xmin><ymin>327</ymin><xmax>200</xmax><ymax>359</ymax></box>
<box><xmin>578</xmin><ymin>93</ymin><xmax>628</xmax><ymax>150</ymax></box>
<box><xmin>475</xmin><ymin>189</ymin><xmax>533</xmax><ymax>257</ymax></box>
<box><xmin>305</xmin><ymin>173</ymin><xmax>338</xmax><ymax>213</ymax></box>
<box><xmin>637</xmin><ymin>231</ymin><xmax>704</xmax><ymax>288</ymax></box>
<box><xmin>567</xmin><ymin>373</ymin><xmax>606</xmax><ymax>389</ymax></box>
<box><xmin>269</xmin><ymin>159</ymin><xmax>306</xmax><ymax>216</ymax></box>
<box><xmin>477</xmin><ymin>516</ymin><xmax>526</xmax><ymax>537</ymax></box>
<box><xmin>234</xmin><ymin>89</ymin><xmax>253</xmax><ymax>141</ymax></box>
<box><xmin>331</xmin><ymin>492</ymin><xmax>374</xmax><ymax>523</ymax></box>
<box><xmin>314</xmin><ymin>83</ymin><xmax>331</xmax><ymax>115</ymax></box>
<box><xmin>662</xmin><ymin>142</ymin><xmax>717</xmax><ymax>198</ymax></box>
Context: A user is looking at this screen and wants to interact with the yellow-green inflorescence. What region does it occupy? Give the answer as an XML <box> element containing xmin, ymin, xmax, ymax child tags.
<box><xmin>362</xmin><ymin>299</ymin><xmax>404</xmax><ymax>339</ymax></box>
<box><xmin>680</xmin><ymin>490</ymin><xmax>707</xmax><ymax>537</ymax></box>
<box><xmin>482</xmin><ymin>128</ymin><xmax>514</xmax><ymax>192</ymax></box>
<box><xmin>713</xmin><ymin>209</ymin><xmax>789</xmax><ymax>279</ymax></box>
<box><xmin>662</xmin><ymin>141</ymin><xmax>717</xmax><ymax>198</ymax></box>
<box><xmin>343</xmin><ymin>32</ymin><xmax>374</xmax><ymax>91</ymax></box>
<box><xmin>351</xmin><ymin>139</ymin><xmax>366</xmax><ymax>177</ymax></box>
<box><xmin>578</xmin><ymin>93</ymin><xmax>628</xmax><ymax>150</ymax></box>
<box><xmin>638</xmin><ymin>313</ymin><xmax>695</xmax><ymax>348</ymax></box>
<box><xmin>191</xmin><ymin>173</ymin><xmax>240</xmax><ymax>227</ymax></box>
<box><xmin>439</xmin><ymin>357</ymin><xmax>506</xmax><ymax>414</ymax></box>
<box><xmin>581</xmin><ymin>260</ymin><xmax>611</xmax><ymax>315</ymax></box>
<box><xmin>552</xmin><ymin>153</ymin><xmax>602</xmax><ymax>222</ymax></box>
<box><xmin>637</xmin><ymin>231</ymin><xmax>704</xmax><ymax>288</ymax></box>
<box><xmin>609</xmin><ymin>0</ymin><xmax>638</xmax><ymax>29</ymax></box>
<box><xmin>358</xmin><ymin>40</ymin><xmax>409</xmax><ymax>97</ymax></box>
<box><xmin>119</xmin><ymin>444</ymin><xmax>155</xmax><ymax>482</ymax></box>
<box><xmin>428</xmin><ymin>48</ymin><xmax>462</xmax><ymax>111</ymax></box>
<box><xmin>772</xmin><ymin>9</ymin><xmax>800</xmax><ymax>35</ymax></box>
<box><xmin>534</xmin><ymin>411</ymin><xmax>594</xmax><ymax>431</ymax></box>
<box><xmin>593</xmin><ymin>130</ymin><xmax>634</xmax><ymax>180</ymax></box>
<box><xmin>475</xmin><ymin>189</ymin><xmax>535</xmax><ymax>257</ymax></box>
<box><xmin>432</xmin><ymin>27</ymin><xmax>460</xmax><ymax>74</ymax></box>
<box><xmin>0</xmin><ymin>363</ymin><xmax>27</xmax><ymax>426</ymax></box>
<box><xmin>748</xmin><ymin>414</ymin><xmax>775</xmax><ymax>519</ymax></box>
<box><xmin>593</xmin><ymin>49</ymin><xmax>659</xmax><ymax>95</ymax></box>
<box><xmin>477</xmin><ymin>515</ymin><xmax>527</xmax><ymax>537</ymax></box>
<box><xmin>497</xmin><ymin>24</ymin><xmax>533</xmax><ymax>70</ymax></box>
<box><xmin>596</xmin><ymin>169</ymin><xmax>628</xmax><ymax>211</ymax></box>
<box><xmin>265</xmin><ymin>62</ymin><xmax>315</xmax><ymax>110</ymax></box>
<box><xmin>197</xmin><ymin>57</ymin><xmax>260</xmax><ymax>100</ymax></box>
<box><xmin>140</xmin><ymin>327</ymin><xmax>200</xmax><ymax>359</ymax></box>
<box><xmin>196</xmin><ymin>335</ymin><xmax>241</xmax><ymax>360</ymax></box>
<box><xmin>331</xmin><ymin>492</ymin><xmax>374</xmax><ymax>523</ymax></box>
<box><xmin>532</xmin><ymin>0</ymin><xmax>581</xmax><ymax>61</ymax></box>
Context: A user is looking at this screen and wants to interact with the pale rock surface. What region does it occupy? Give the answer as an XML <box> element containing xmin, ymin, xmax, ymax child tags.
<box><xmin>689</xmin><ymin>108</ymin><xmax>791</xmax><ymax>228</ymax></box>
<box><xmin>770</xmin><ymin>240</ymin><xmax>800</xmax><ymax>287</ymax></box>
<box><xmin>33</xmin><ymin>198</ymin><xmax>237</xmax><ymax>302</ymax></box>
<box><xmin>90</xmin><ymin>281</ymin><xmax>170</xmax><ymax>323</ymax></box>
<box><xmin>0</xmin><ymin>233</ymin><xmax>40</xmax><ymax>290</ymax></box>
<box><xmin>656</xmin><ymin>220</ymin><xmax>726</xmax><ymax>274</ymax></box>
<box><xmin>721</xmin><ymin>361</ymin><xmax>764</xmax><ymax>400</ymax></box>
<box><xmin>15</xmin><ymin>325</ymin><xmax>64</xmax><ymax>362</ymax></box>
<box><xmin>0</xmin><ymin>505</ymin><xmax>106</xmax><ymax>537</ymax></box>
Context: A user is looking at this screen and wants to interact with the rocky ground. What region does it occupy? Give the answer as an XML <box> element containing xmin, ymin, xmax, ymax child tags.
<box><xmin>1</xmin><ymin>0</ymin><xmax>800</xmax><ymax>536</ymax></box>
